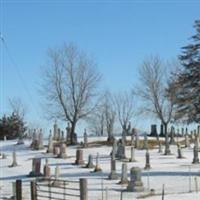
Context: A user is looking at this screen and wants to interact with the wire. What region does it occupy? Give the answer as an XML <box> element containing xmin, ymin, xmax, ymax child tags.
<box><xmin>0</xmin><ymin>34</ymin><xmax>38</xmax><ymax>115</ymax></box>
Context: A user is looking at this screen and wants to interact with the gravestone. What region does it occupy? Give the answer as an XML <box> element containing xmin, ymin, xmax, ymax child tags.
<box><xmin>10</xmin><ymin>151</ymin><xmax>18</xmax><ymax>167</ymax></box>
<box><xmin>94</xmin><ymin>153</ymin><xmax>102</xmax><ymax>172</ymax></box>
<box><xmin>108</xmin><ymin>155</ymin><xmax>118</xmax><ymax>180</ymax></box>
<box><xmin>57</xmin><ymin>128</ymin><xmax>61</xmax><ymax>141</ymax></box>
<box><xmin>75</xmin><ymin>149</ymin><xmax>84</xmax><ymax>165</ymax></box>
<box><xmin>129</xmin><ymin>146</ymin><xmax>136</xmax><ymax>162</ymax></box>
<box><xmin>135</xmin><ymin>132</ymin><xmax>139</xmax><ymax>149</ymax></box>
<box><xmin>116</xmin><ymin>141</ymin><xmax>126</xmax><ymax>160</ymax></box>
<box><xmin>119</xmin><ymin>163</ymin><xmax>128</xmax><ymax>184</ymax></box>
<box><xmin>122</xmin><ymin>129</ymin><xmax>126</xmax><ymax>146</ymax></box>
<box><xmin>86</xmin><ymin>154</ymin><xmax>95</xmax><ymax>168</ymax></box>
<box><xmin>131</xmin><ymin>132</ymin><xmax>135</xmax><ymax>146</ymax></box>
<box><xmin>185</xmin><ymin>134</ymin><xmax>190</xmax><ymax>148</ymax></box>
<box><xmin>177</xmin><ymin>144</ymin><xmax>183</xmax><ymax>159</ymax></box>
<box><xmin>53</xmin><ymin>120</ymin><xmax>58</xmax><ymax>140</ymax></box>
<box><xmin>53</xmin><ymin>165</ymin><xmax>61</xmax><ymax>186</ymax></box>
<box><xmin>150</xmin><ymin>124</ymin><xmax>157</xmax><ymax>137</ymax></box>
<box><xmin>169</xmin><ymin>126</ymin><xmax>176</xmax><ymax>145</ymax></box>
<box><xmin>47</xmin><ymin>131</ymin><xmax>54</xmax><ymax>153</ymax></box>
<box><xmin>112</xmin><ymin>138</ymin><xmax>118</xmax><ymax>157</ymax></box>
<box><xmin>61</xmin><ymin>131</ymin><xmax>65</xmax><ymax>142</ymax></box>
<box><xmin>144</xmin><ymin>149</ymin><xmax>151</xmax><ymax>170</ymax></box>
<box><xmin>143</xmin><ymin>134</ymin><xmax>148</xmax><ymax>150</ymax></box>
<box><xmin>53</xmin><ymin>146</ymin><xmax>60</xmax><ymax>156</ymax></box>
<box><xmin>37</xmin><ymin>129</ymin><xmax>44</xmax><ymax>150</ymax></box>
<box><xmin>43</xmin><ymin>159</ymin><xmax>51</xmax><ymax>179</ymax></box>
<box><xmin>83</xmin><ymin>129</ymin><xmax>88</xmax><ymax>148</ymax></box>
<box><xmin>192</xmin><ymin>144</ymin><xmax>199</xmax><ymax>164</ymax></box>
<box><xmin>66</xmin><ymin>122</ymin><xmax>71</xmax><ymax>144</ymax></box>
<box><xmin>58</xmin><ymin>143</ymin><xmax>67</xmax><ymax>158</ymax></box>
<box><xmin>181</xmin><ymin>128</ymin><xmax>184</xmax><ymax>137</ymax></box>
<box><xmin>127</xmin><ymin>167</ymin><xmax>144</xmax><ymax>192</ymax></box>
<box><xmin>29</xmin><ymin>158</ymin><xmax>42</xmax><ymax>177</ymax></box>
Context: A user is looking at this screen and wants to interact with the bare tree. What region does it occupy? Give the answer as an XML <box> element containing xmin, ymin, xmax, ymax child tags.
<box><xmin>114</xmin><ymin>90</ymin><xmax>135</xmax><ymax>135</ymax></box>
<box><xmin>9</xmin><ymin>97</ymin><xmax>27</xmax><ymax>119</ymax></box>
<box><xmin>87</xmin><ymin>91</ymin><xmax>116</xmax><ymax>141</ymax></box>
<box><xmin>137</xmin><ymin>56</ymin><xmax>176</xmax><ymax>155</ymax></box>
<box><xmin>42</xmin><ymin>43</ymin><xmax>101</xmax><ymax>144</ymax></box>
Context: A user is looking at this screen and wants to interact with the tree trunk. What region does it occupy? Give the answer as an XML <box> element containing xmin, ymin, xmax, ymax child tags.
<box><xmin>164</xmin><ymin>123</ymin><xmax>171</xmax><ymax>155</ymax></box>
<box><xmin>70</xmin><ymin>122</ymin><xmax>77</xmax><ymax>145</ymax></box>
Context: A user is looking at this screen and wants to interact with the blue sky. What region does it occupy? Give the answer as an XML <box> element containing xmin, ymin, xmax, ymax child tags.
<box><xmin>0</xmin><ymin>0</ymin><xmax>200</xmax><ymax>134</ymax></box>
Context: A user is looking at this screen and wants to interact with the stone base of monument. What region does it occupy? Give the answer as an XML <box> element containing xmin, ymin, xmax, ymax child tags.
<box><xmin>17</xmin><ymin>139</ymin><xmax>24</xmax><ymax>145</ymax></box>
<box><xmin>93</xmin><ymin>166</ymin><xmax>102</xmax><ymax>172</ymax></box>
<box><xmin>127</xmin><ymin>181</ymin><xmax>144</xmax><ymax>192</ymax></box>
<box><xmin>144</xmin><ymin>164</ymin><xmax>151</xmax><ymax>170</ymax></box>
<box><xmin>118</xmin><ymin>179</ymin><xmax>129</xmax><ymax>185</ymax></box>
<box><xmin>129</xmin><ymin>158</ymin><xmax>136</xmax><ymax>162</ymax></box>
<box><xmin>85</xmin><ymin>162</ymin><xmax>95</xmax><ymax>168</ymax></box>
<box><xmin>28</xmin><ymin>171</ymin><xmax>43</xmax><ymax>177</ymax></box>
<box><xmin>108</xmin><ymin>171</ymin><xmax>119</xmax><ymax>180</ymax></box>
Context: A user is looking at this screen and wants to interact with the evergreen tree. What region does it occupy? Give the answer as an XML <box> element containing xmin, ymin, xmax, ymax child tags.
<box><xmin>169</xmin><ymin>20</ymin><xmax>200</xmax><ymax>123</ymax></box>
<box><xmin>0</xmin><ymin>112</ymin><xmax>27</xmax><ymax>140</ymax></box>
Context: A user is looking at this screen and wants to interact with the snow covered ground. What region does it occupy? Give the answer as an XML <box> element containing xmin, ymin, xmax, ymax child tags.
<box><xmin>0</xmin><ymin>137</ymin><xmax>200</xmax><ymax>200</ymax></box>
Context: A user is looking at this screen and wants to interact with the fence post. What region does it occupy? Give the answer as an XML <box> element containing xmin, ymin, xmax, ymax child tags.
<box><xmin>16</xmin><ymin>180</ymin><xmax>22</xmax><ymax>200</ymax></box>
<box><xmin>80</xmin><ymin>178</ymin><xmax>88</xmax><ymax>200</ymax></box>
<box><xmin>31</xmin><ymin>181</ymin><xmax>37</xmax><ymax>200</ymax></box>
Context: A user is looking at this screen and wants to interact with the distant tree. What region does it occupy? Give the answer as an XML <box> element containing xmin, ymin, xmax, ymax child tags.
<box><xmin>42</xmin><ymin>43</ymin><xmax>101</xmax><ymax>144</ymax></box>
<box><xmin>0</xmin><ymin>112</ymin><xmax>27</xmax><ymax>140</ymax></box>
<box><xmin>87</xmin><ymin>91</ymin><xmax>116</xmax><ymax>142</ymax></box>
<box><xmin>137</xmin><ymin>56</ymin><xmax>176</xmax><ymax>155</ymax></box>
<box><xmin>168</xmin><ymin>20</ymin><xmax>200</xmax><ymax>123</ymax></box>
<box><xmin>114</xmin><ymin>90</ymin><xmax>135</xmax><ymax>135</ymax></box>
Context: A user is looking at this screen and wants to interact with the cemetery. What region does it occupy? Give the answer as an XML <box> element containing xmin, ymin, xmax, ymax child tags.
<box><xmin>0</xmin><ymin>2</ymin><xmax>200</xmax><ymax>200</ymax></box>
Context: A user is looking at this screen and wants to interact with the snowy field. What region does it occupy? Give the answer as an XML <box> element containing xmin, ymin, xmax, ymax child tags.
<box><xmin>0</xmin><ymin>137</ymin><xmax>200</xmax><ymax>200</ymax></box>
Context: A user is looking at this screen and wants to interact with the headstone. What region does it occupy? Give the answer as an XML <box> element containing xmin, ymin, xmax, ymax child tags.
<box><xmin>94</xmin><ymin>153</ymin><xmax>102</xmax><ymax>172</ymax></box>
<box><xmin>61</xmin><ymin>131</ymin><xmax>65</xmax><ymax>142</ymax></box>
<box><xmin>86</xmin><ymin>154</ymin><xmax>95</xmax><ymax>168</ymax></box>
<box><xmin>29</xmin><ymin>158</ymin><xmax>42</xmax><ymax>177</ymax></box>
<box><xmin>150</xmin><ymin>124</ymin><xmax>157</xmax><ymax>137</ymax></box>
<box><xmin>127</xmin><ymin>167</ymin><xmax>144</xmax><ymax>192</ymax></box>
<box><xmin>122</xmin><ymin>129</ymin><xmax>126</xmax><ymax>146</ymax></box>
<box><xmin>37</xmin><ymin>129</ymin><xmax>44</xmax><ymax>150</ymax></box>
<box><xmin>108</xmin><ymin>155</ymin><xmax>118</xmax><ymax>180</ymax></box>
<box><xmin>53</xmin><ymin>120</ymin><xmax>58</xmax><ymax>140</ymax></box>
<box><xmin>177</xmin><ymin>144</ymin><xmax>183</xmax><ymax>159</ymax></box>
<box><xmin>52</xmin><ymin>165</ymin><xmax>61</xmax><ymax>186</ymax></box>
<box><xmin>192</xmin><ymin>144</ymin><xmax>199</xmax><ymax>164</ymax></box>
<box><xmin>129</xmin><ymin>146</ymin><xmax>136</xmax><ymax>162</ymax></box>
<box><xmin>83</xmin><ymin>129</ymin><xmax>88</xmax><ymax>148</ymax></box>
<box><xmin>181</xmin><ymin>128</ymin><xmax>184</xmax><ymax>137</ymax></box>
<box><xmin>116</xmin><ymin>141</ymin><xmax>126</xmax><ymax>160</ymax></box>
<box><xmin>144</xmin><ymin>149</ymin><xmax>151</xmax><ymax>170</ymax></box>
<box><xmin>143</xmin><ymin>134</ymin><xmax>148</xmax><ymax>150</ymax></box>
<box><xmin>112</xmin><ymin>138</ymin><xmax>118</xmax><ymax>157</ymax></box>
<box><xmin>53</xmin><ymin>146</ymin><xmax>60</xmax><ymax>156</ymax></box>
<box><xmin>57</xmin><ymin>128</ymin><xmax>61</xmax><ymax>141</ymax></box>
<box><xmin>10</xmin><ymin>151</ymin><xmax>18</xmax><ymax>167</ymax></box>
<box><xmin>4</xmin><ymin>136</ymin><xmax>7</xmax><ymax>141</ymax></box>
<box><xmin>2</xmin><ymin>153</ymin><xmax>6</xmax><ymax>159</ymax></box>
<box><xmin>47</xmin><ymin>131</ymin><xmax>54</xmax><ymax>153</ymax></box>
<box><xmin>169</xmin><ymin>126</ymin><xmax>176</xmax><ymax>145</ymax></box>
<box><xmin>75</xmin><ymin>149</ymin><xmax>84</xmax><ymax>165</ymax></box>
<box><xmin>131</xmin><ymin>132</ymin><xmax>135</xmax><ymax>146</ymax></box>
<box><xmin>58</xmin><ymin>143</ymin><xmax>67</xmax><ymax>158</ymax></box>
<box><xmin>43</xmin><ymin>159</ymin><xmax>51</xmax><ymax>179</ymax></box>
<box><xmin>66</xmin><ymin>122</ymin><xmax>71</xmax><ymax>144</ymax></box>
<box><xmin>119</xmin><ymin>163</ymin><xmax>128</xmax><ymax>184</ymax></box>
<box><xmin>135</xmin><ymin>132</ymin><xmax>139</xmax><ymax>149</ymax></box>
<box><xmin>185</xmin><ymin>134</ymin><xmax>190</xmax><ymax>148</ymax></box>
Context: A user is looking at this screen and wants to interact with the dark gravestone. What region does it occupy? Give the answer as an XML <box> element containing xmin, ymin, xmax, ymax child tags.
<box><xmin>29</xmin><ymin>158</ymin><xmax>42</xmax><ymax>177</ymax></box>
<box><xmin>150</xmin><ymin>124</ymin><xmax>158</xmax><ymax>137</ymax></box>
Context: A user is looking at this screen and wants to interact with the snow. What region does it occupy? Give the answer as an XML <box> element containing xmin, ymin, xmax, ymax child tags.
<box><xmin>0</xmin><ymin>137</ymin><xmax>200</xmax><ymax>199</ymax></box>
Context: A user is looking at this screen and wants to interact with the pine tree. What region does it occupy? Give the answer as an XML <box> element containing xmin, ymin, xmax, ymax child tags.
<box><xmin>170</xmin><ymin>20</ymin><xmax>200</xmax><ymax>123</ymax></box>
<box><xmin>0</xmin><ymin>112</ymin><xmax>27</xmax><ymax>140</ymax></box>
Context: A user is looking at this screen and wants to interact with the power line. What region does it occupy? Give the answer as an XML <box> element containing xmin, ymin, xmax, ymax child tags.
<box><xmin>0</xmin><ymin>33</ymin><xmax>38</xmax><ymax>115</ymax></box>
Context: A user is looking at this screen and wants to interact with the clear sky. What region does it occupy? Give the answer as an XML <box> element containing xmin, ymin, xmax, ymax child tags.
<box><xmin>0</xmin><ymin>0</ymin><xmax>200</xmax><ymax>134</ymax></box>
